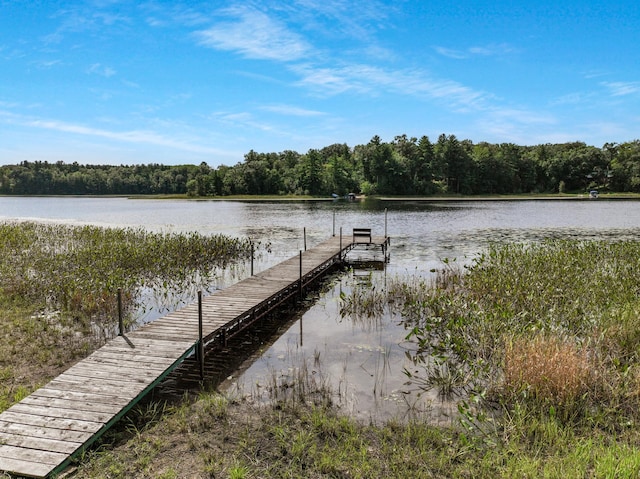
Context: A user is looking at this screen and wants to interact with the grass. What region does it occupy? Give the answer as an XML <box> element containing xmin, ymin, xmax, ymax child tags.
<box><xmin>503</xmin><ymin>335</ymin><xmax>592</xmax><ymax>405</ymax></box>
<box><xmin>69</xmin><ymin>397</ymin><xmax>640</xmax><ymax>478</ymax></box>
<box><xmin>0</xmin><ymin>221</ymin><xmax>258</xmax><ymax>326</ymax></box>
<box><xmin>5</xmin><ymin>227</ymin><xmax>640</xmax><ymax>477</ymax></box>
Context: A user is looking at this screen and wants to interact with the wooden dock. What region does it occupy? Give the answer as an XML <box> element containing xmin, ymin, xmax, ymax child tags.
<box><xmin>0</xmin><ymin>234</ymin><xmax>389</xmax><ymax>478</ymax></box>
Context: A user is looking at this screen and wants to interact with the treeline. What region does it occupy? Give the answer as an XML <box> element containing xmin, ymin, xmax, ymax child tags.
<box><xmin>2</xmin><ymin>135</ymin><xmax>640</xmax><ymax>196</ymax></box>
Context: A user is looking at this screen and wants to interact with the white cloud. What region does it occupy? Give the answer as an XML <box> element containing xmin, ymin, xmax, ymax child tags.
<box><xmin>550</xmin><ymin>92</ymin><xmax>593</xmax><ymax>106</ymax></box>
<box><xmin>601</xmin><ymin>81</ymin><xmax>640</xmax><ymax>97</ymax></box>
<box><xmin>487</xmin><ymin>107</ymin><xmax>556</xmax><ymax>126</ymax></box>
<box><xmin>291</xmin><ymin>62</ymin><xmax>490</xmax><ymax>109</ymax></box>
<box><xmin>0</xmin><ymin>111</ymin><xmax>227</xmax><ymax>155</ymax></box>
<box><xmin>468</xmin><ymin>43</ymin><xmax>515</xmax><ymax>56</ymax></box>
<box><xmin>435</xmin><ymin>43</ymin><xmax>516</xmax><ymax>59</ymax></box>
<box><xmin>196</xmin><ymin>6</ymin><xmax>310</xmax><ymax>62</ymax></box>
<box><xmin>87</xmin><ymin>63</ymin><xmax>116</xmax><ymax>77</ymax></box>
<box><xmin>260</xmin><ymin>104</ymin><xmax>325</xmax><ymax>116</ymax></box>
<box><xmin>290</xmin><ymin>0</ymin><xmax>391</xmax><ymax>41</ymax></box>
<box><xmin>35</xmin><ymin>59</ymin><xmax>63</xmax><ymax>69</ymax></box>
<box><xmin>433</xmin><ymin>46</ymin><xmax>467</xmax><ymax>59</ymax></box>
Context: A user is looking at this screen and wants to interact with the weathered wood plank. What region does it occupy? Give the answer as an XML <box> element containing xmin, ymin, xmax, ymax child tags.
<box><xmin>30</xmin><ymin>387</ymin><xmax>133</xmax><ymax>408</ymax></box>
<box><xmin>87</xmin><ymin>344</ymin><xmax>193</xmax><ymax>360</ymax></box>
<box><xmin>0</xmin><ymin>420</ymin><xmax>93</xmax><ymax>443</ymax></box>
<box><xmin>0</xmin><ymin>444</ymin><xmax>68</xmax><ymax>465</ymax></box>
<box><xmin>20</xmin><ymin>396</ymin><xmax>124</xmax><ymax>415</ymax></box>
<box><xmin>8</xmin><ymin>403</ymin><xmax>112</xmax><ymax>424</ymax></box>
<box><xmin>80</xmin><ymin>357</ymin><xmax>176</xmax><ymax>373</ymax></box>
<box><xmin>105</xmin><ymin>336</ymin><xmax>193</xmax><ymax>350</ymax></box>
<box><xmin>45</xmin><ymin>377</ymin><xmax>147</xmax><ymax>397</ymax></box>
<box><xmin>64</xmin><ymin>360</ymin><xmax>169</xmax><ymax>376</ymax></box>
<box><xmin>0</xmin><ymin>455</ymin><xmax>53</xmax><ymax>478</ymax></box>
<box><xmin>0</xmin><ymin>411</ymin><xmax>103</xmax><ymax>432</ymax></box>
<box><xmin>0</xmin><ymin>431</ymin><xmax>82</xmax><ymax>454</ymax></box>
<box><xmin>86</xmin><ymin>350</ymin><xmax>193</xmax><ymax>366</ymax></box>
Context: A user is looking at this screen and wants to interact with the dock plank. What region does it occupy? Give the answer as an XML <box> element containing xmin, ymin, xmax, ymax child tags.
<box><xmin>0</xmin><ymin>444</ymin><xmax>68</xmax><ymax>465</ymax></box>
<box><xmin>0</xmin><ymin>431</ymin><xmax>82</xmax><ymax>454</ymax></box>
<box><xmin>0</xmin><ymin>421</ymin><xmax>91</xmax><ymax>443</ymax></box>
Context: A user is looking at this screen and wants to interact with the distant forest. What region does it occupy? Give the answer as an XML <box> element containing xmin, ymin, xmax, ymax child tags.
<box><xmin>2</xmin><ymin>135</ymin><xmax>640</xmax><ymax>196</ymax></box>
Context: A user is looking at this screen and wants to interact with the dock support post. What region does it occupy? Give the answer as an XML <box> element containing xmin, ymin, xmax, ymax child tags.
<box><xmin>333</xmin><ymin>210</ymin><xmax>336</xmax><ymax>237</ymax></box>
<box><xmin>385</xmin><ymin>208</ymin><xmax>388</xmax><ymax>238</ymax></box>
<box><xmin>117</xmin><ymin>288</ymin><xmax>123</xmax><ymax>336</ymax></box>
<box><xmin>304</xmin><ymin>227</ymin><xmax>307</xmax><ymax>251</ymax></box>
<box><xmin>198</xmin><ymin>291</ymin><xmax>204</xmax><ymax>380</ymax></box>
<box><xmin>250</xmin><ymin>241</ymin><xmax>254</xmax><ymax>276</ymax></box>
<box><xmin>339</xmin><ymin>227</ymin><xmax>343</xmax><ymax>263</ymax></box>
<box><xmin>299</xmin><ymin>250</ymin><xmax>303</xmax><ymax>299</ymax></box>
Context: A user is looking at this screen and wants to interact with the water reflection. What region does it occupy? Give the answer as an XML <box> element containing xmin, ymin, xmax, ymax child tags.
<box><xmin>224</xmin><ymin>272</ymin><xmax>455</xmax><ymax>424</ymax></box>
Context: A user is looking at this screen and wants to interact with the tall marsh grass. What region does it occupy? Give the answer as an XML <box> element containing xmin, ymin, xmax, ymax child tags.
<box><xmin>341</xmin><ymin>239</ymin><xmax>640</xmax><ymax>436</ymax></box>
<box><xmin>0</xmin><ymin>221</ymin><xmax>256</xmax><ymax>335</ymax></box>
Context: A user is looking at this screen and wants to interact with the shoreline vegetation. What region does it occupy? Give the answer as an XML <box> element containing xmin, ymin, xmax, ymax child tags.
<box><xmin>4</xmin><ymin>192</ymin><xmax>640</xmax><ymax>202</ymax></box>
<box><xmin>3</xmin><ymin>222</ymin><xmax>640</xmax><ymax>476</ymax></box>
<box><xmin>2</xmin><ymin>138</ymin><xmax>640</xmax><ymax>199</ymax></box>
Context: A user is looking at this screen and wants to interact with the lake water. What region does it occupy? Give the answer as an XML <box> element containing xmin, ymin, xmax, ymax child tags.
<box><xmin>3</xmin><ymin>196</ymin><xmax>640</xmax><ymax>422</ymax></box>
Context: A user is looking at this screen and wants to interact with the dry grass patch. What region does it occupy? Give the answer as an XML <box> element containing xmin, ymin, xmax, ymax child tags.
<box><xmin>503</xmin><ymin>335</ymin><xmax>593</xmax><ymax>405</ymax></box>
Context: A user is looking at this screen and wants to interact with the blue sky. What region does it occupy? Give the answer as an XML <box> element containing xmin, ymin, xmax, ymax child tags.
<box><xmin>1</xmin><ymin>0</ymin><xmax>639</xmax><ymax>167</ymax></box>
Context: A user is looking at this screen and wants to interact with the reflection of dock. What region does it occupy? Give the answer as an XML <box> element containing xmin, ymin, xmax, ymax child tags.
<box><xmin>0</xmin><ymin>233</ymin><xmax>389</xmax><ymax>478</ymax></box>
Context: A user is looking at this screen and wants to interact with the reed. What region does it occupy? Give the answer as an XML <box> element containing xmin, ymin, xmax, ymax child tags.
<box><xmin>0</xmin><ymin>221</ymin><xmax>256</xmax><ymax>331</ymax></box>
<box><xmin>340</xmin><ymin>239</ymin><xmax>640</xmax><ymax>437</ymax></box>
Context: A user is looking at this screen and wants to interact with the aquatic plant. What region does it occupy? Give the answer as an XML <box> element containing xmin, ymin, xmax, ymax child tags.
<box><xmin>0</xmin><ymin>221</ymin><xmax>258</xmax><ymax>336</ymax></box>
<box><xmin>339</xmin><ymin>239</ymin><xmax>640</xmax><ymax>439</ymax></box>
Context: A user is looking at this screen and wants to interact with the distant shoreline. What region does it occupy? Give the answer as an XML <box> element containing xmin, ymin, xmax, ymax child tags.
<box><xmin>376</xmin><ymin>194</ymin><xmax>640</xmax><ymax>201</ymax></box>
<box><xmin>3</xmin><ymin>193</ymin><xmax>640</xmax><ymax>201</ymax></box>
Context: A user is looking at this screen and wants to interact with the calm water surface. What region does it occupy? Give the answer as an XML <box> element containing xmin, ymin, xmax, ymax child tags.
<box><xmin>3</xmin><ymin>197</ymin><xmax>640</xmax><ymax>421</ymax></box>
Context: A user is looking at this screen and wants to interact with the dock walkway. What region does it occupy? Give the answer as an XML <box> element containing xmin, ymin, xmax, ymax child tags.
<box><xmin>0</xmin><ymin>234</ymin><xmax>388</xmax><ymax>478</ymax></box>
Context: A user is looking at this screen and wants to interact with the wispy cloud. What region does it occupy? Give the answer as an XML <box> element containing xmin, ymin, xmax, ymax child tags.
<box><xmin>550</xmin><ymin>91</ymin><xmax>595</xmax><ymax>106</ymax></box>
<box><xmin>191</xmin><ymin>5</ymin><xmax>492</xmax><ymax>113</ymax></box>
<box><xmin>476</xmin><ymin>108</ymin><xmax>559</xmax><ymax>145</ymax></box>
<box><xmin>196</xmin><ymin>6</ymin><xmax>310</xmax><ymax>62</ymax></box>
<box><xmin>260</xmin><ymin>104</ymin><xmax>325</xmax><ymax>116</ymax></box>
<box><xmin>87</xmin><ymin>63</ymin><xmax>116</xmax><ymax>77</ymax></box>
<box><xmin>212</xmin><ymin>111</ymin><xmax>276</xmax><ymax>133</ymax></box>
<box><xmin>289</xmin><ymin>0</ymin><xmax>391</xmax><ymax>40</ymax></box>
<box><xmin>601</xmin><ymin>81</ymin><xmax>640</xmax><ymax>97</ymax></box>
<box><xmin>434</xmin><ymin>43</ymin><xmax>515</xmax><ymax>59</ymax></box>
<box><xmin>34</xmin><ymin>59</ymin><xmax>63</xmax><ymax>69</ymax></box>
<box><xmin>486</xmin><ymin>107</ymin><xmax>556</xmax><ymax>126</ymax></box>
<box><xmin>291</xmin><ymin>63</ymin><xmax>490</xmax><ymax>109</ymax></box>
<box><xmin>0</xmin><ymin>111</ymin><xmax>225</xmax><ymax>155</ymax></box>
<box><xmin>469</xmin><ymin>43</ymin><xmax>515</xmax><ymax>56</ymax></box>
<box><xmin>433</xmin><ymin>46</ymin><xmax>468</xmax><ymax>60</ymax></box>
<box><xmin>143</xmin><ymin>3</ymin><xmax>209</xmax><ymax>28</ymax></box>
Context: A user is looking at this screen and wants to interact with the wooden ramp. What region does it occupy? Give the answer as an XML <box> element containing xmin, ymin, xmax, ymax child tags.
<box><xmin>0</xmin><ymin>235</ymin><xmax>388</xmax><ymax>478</ymax></box>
